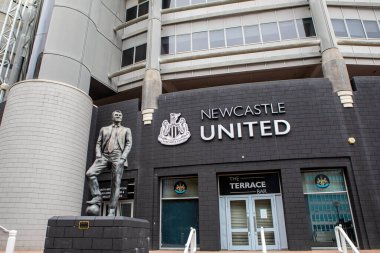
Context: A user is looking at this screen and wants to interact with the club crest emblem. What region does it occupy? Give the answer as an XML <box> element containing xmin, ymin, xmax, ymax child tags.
<box><xmin>315</xmin><ymin>174</ymin><xmax>330</xmax><ymax>188</ymax></box>
<box><xmin>174</xmin><ymin>181</ymin><xmax>187</xmax><ymax>194</ymax></box>
<box><xmin>158</xmin><ymin>113</ymin><xmax>191</xmax><ymax>145</ymax></box>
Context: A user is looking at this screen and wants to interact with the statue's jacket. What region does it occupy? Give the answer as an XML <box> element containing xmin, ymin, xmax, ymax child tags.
<box><xmin>95</xmin><ymin>124</ymin><xmax>132</xmax><ymax>167</ymax></box>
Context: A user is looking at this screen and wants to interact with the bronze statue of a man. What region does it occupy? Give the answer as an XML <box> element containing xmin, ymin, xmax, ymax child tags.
<box><xmin>86</xmin><ymin>110</ymin><xmax>132</xmax><ymax>216</ymax></box>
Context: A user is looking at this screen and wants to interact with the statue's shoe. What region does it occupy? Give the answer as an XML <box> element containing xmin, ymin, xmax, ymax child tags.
<box><xmin>86</xmin><ymin>196</ymin><xmax>102</xmax><ymax>205</ymax></box>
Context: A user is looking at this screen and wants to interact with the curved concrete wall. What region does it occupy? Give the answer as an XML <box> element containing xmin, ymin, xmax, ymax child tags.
<box><xmin>39</xmin><ymin>0</ymin><xmax>124</xmax><ymax>93</ymax></box>
<box><xmin>0</xmin><ymin>80</ymin><xmax>93</xmax><ymax>250</ymax></box>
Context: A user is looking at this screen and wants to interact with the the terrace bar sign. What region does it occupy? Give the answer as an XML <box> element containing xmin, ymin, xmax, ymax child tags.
<box><xmin>200</xmin><ymin>103</ymin><xmax>290</xmax><ymax>141</ymax></box>
<box><xmin>219</xmin><ymin>173</ymin><xmax>281</xmax><ymax>195</ymax></box>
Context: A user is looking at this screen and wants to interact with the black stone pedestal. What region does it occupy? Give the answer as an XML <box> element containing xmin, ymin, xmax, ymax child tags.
<box><xmin>44</xmin><ymin>216</ymin><xmax>150</xmax><ymax>253</ymax></box>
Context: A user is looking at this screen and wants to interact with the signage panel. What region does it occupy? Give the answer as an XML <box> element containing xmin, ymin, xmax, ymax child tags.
<box><xmin>219</xmin><ymin>173</ymin><xmax>281</xmax><ymax>195</ymax></box>
<box><xmin>99</xmin><ymin>180</ymin><xmax>132</xmax><ymax>200</ymax></box>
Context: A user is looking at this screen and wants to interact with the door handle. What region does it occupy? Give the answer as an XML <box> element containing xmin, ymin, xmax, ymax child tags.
<box><xmin>247</xmin><ymin>215</ymin><xmax>251</xmax><ymax>237</ymax></box>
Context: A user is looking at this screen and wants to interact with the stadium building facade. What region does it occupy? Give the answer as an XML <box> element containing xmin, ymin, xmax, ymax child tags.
<box><xmin>0</xmin><ymin>0</ymin><xmax>380</xmax><ymax>251</ymax></box>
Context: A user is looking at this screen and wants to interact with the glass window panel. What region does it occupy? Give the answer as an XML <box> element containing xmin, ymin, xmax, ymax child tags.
<box><xmin>232</xmin><ymin>232</ymin><xmax>249</xmax><ymax>246</ymax></box>
<box><xmin>302</xmin><ymin>169</ymin><xmax>356</xmax><ymax>244</ymax></box>
<box><xmin>258</xmin><ymin>232</ymin><xmax>275</xmax><ymax>245</ymax></box>
<box><xmin>210</xmin><ymin>29</ymin><xmax>225</xmax><ymax>48</ymax></box>
<box><xmin>305</xmin><ymin>193</ymin><xmax>355</xmax><ymax>243</ymax></box>
<box><xmin>135</xmin><ymin>43</ymin><xmax>147</xmax><ymax>62</ymax></box>
<box><xmin>244</xmin><ymin>25</ymin><xmax>261</xmax><ymax>44</ymax></box>
<box><xmin>162</xmin><ymin>178</ymin><xmax>198</xmax><ymax>198</ymax></box>
<box><xmin>162</xmin><ymin>0</ymin><xmax>174</xmax><ymax>9</ymax></box>
<box><xmin>176</xmin><ymin>34</ymin><xmax>191</xmax><ymax>53</ymax></box>
<box><xmin>122</xmin><ymin>47</ymin><xmax>134</xmax><ymax>67</ymax></box>
<box><xmin>301</xmin><ymin>18</ymin><xmax>316</xmax><ymax>37</ymax></box>
<box><xmin>226</xmin><ymin>27</ymin><xmax>243</xmax><ymax>47</ymax></box>
<box><xmin>192</xmin><ymin>0</ymin><xmax>206</xmax><ymax>4</ymax></box>
<box><xmin>230</xmin><ymin>200</ymin><xmax>248</xmax><ymax>229</ymax></box>
<box><xmin>260</xmin><ymin>22</ymin><xmax>280</xmax><ymax>42</ymax></box>
<box><xmin>176</xmin><ymin>0</ymin><xmax>190</xmax><ymax>7</ymax></box>
<box><xmin>279</xmin><ymin>20</ymin><xmax>298</xmax><ymax>40</ymax></box>
<box><xmin>331</xmin><ymin>19</ymin><xmax>348</xmax><ymax>37</ymax></box>
<box><xmin>302</xmin><ymin>169</ymin><xmax>346</xmax><ymax>194</ymax></box>
<box><xmin>138</xmin><ymin>1</ymin><xmax>149</xmax><ymax>16</ymax></box>
<box><xmin>126</xmin><ymin>6</ymin><xmax>137</xmax><ymax>22</ymax></box>
<box><xmin>297</xmin><ymin>18</ymin><xmax>316</xmax><ymax>38</ymax></box>
<box><xmin>297</xmin><ymin>19</ymin><xmax>306</xmax><ymax>38</ymax></box>
<box><xmin>161</xmin><ymin>36</ymin><xmax>175</xmax><ymax>55</ymax></box>
<box><xmin>363</xmin><ymin>20</ymin><xmax>380</xmax><ymax>38</ymax></box>
<box><xmin>192</xmin><ymin>31</ymin><xmax>208</xmax><ymax>51</ymax></box>
<box><xmin>255</xmin><ymin>199</ymin><xmax>273</xmax><ymax>228</ymax></box>
<box><xmin>346</xmin><ymin>19</ymin><xmax>366</xmax><ymax>38</ymax></box>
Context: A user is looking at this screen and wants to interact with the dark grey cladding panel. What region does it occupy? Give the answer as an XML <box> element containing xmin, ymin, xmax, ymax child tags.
<box><xmin>153</xmin><ymin>78</ymin><xmax>348</xmax><ymax>168</ymax></box>
<box><xmin>344</xmin><ymin>76</ymin><xmax>380</xmax><ymax>249</ymax></box>
<box><xmin>0</xmin><ymin>101</ymin><xmax>5</xmax><ymax>125</ymax></box>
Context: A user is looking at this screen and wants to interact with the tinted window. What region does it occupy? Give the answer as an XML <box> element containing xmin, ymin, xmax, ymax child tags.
<box><xmin>162</xmin><ymin>0</ymin><xmax>174</xmax><ymax>9</ymax></box>
<box><xmin>331</xmin><ymin>19</ymin><xmax>348</xmax><ymax>37</ymax></box>
<box><xmin>346</xmin><ymin>19</ymin><xmax>365</xmax><ymax>38</ymax></box>
<box><xmin>210</xmin><ymin>29</ymin><xmax>225</xmax><ymax>48</ymax></box>
<box><xmin>279</xmin><ymin>20</ymin><xmax>298</xmax><ymax>40</ymax></box>
<box><xmin>122</xmin><ymin>48</ymin><xmax>134</xmax><ymax>67</ymax></box>
<box><xmin>297</xmin><ymin>18</ymin><xmax>316</xmax><ymax>38</ymax></box>
<box><xmin>363</xmin><ymin>20</ymin><xmax>380</xmax><ymax>38</ymax></box>
<box><xmin>126</xmin><ymin>6</ymin><xmax>137</xmax><ymax>22</ymax></box>
<box><xmin>138</xmin><ymin>1</ymin><xmax>149</xmax><ymax>16</ymax></box>
<box><xmin>135</xmin><ymin>44</ymin><xmax>147</xmax><ymax>62</ymax></box>
<box><xmin>192</xmin><ymin>0</ymin><xmax>206</xmax><ymax>4</ymax></box>
<box><xmin>226</xmin><ymin>27</ymin><xmax>243</xmax><ymax>46</ymax></box>
<box><xmin>161</xmin><ymin>36</ymin><xmax>175</xmax><ymax>55</ymax></box>
<box><xmin>192</xmin><ymin>31</ymin><xmax>208</xmax><ymax>51</ymax></box>
<box><xmin>244</xmin><ymin>25</ymin><xmax>261</xmax><ymax>44</ymax></box>
<box><xmin>261</xmin><ymin>22</ymin><xmax>280</xmax><ymax>42</ymax></box>
<box><xmin>176</xmin><ymin>0</ymin><xmax>190</xmax><ymax>7</ymax></box>
<box><xmin>176</xmin><ymin>34</ymin><xmax>191</xmax><ymax>53</ymax></box>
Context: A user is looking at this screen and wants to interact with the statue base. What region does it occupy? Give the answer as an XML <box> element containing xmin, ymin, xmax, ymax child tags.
<box><xmin>44</xmin><ymin>216</ymin><xmax>150</xmax><ymax>253</ymax></box>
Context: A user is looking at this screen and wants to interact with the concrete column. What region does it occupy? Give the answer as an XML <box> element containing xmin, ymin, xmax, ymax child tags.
<box><xmin>0</xmin><ymin>80</ymin><xmax>93</xmax><ymax>250</ymax></box>
<box><xmin>38</xmin><ymin>3</ymin><xmax>92</xmax><ymax>93</ymax></box>
<box><xmin>309</xmin><ymin>0</ymin><xmax>353</xmax><ymax>107</ymax></box>
<box><xmin>26</xmin><ymin>0</ymin><xmax>55</xmax><ymax>80</ymax></box>
<box><xmin>141</xmin><ymin>0</ymin><xmax>163</xmax><ymax>124</ymax></box>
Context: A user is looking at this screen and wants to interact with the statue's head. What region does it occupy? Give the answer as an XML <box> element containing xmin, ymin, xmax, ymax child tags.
<box><xmin>112</xmin><ymin>110</ymin><xmax>123</xmax><ymax>123</ymax></box>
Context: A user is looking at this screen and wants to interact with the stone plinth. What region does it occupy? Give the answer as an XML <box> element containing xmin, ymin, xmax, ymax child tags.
<box><xmin>44</xmin><ymin>216</ymin><xmax>150</xmax><ymax>253</ymax></box>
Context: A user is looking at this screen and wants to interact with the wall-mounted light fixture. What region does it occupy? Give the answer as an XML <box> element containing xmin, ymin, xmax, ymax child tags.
<box><xmin>348</xmin><ymin>137</ymin><xmax>356</xmax><ymax>145</ymax></box>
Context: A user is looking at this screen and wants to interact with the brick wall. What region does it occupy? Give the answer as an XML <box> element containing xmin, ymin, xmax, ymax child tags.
<box><xmin>91</xmin><ymin>77</ymin><xmax>380</xmax><ymax>250</ymax></box>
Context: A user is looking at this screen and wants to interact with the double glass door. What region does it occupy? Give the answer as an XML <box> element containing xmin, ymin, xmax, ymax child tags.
<box><xmin>227</xmin><ymin>196</ymin><xmax>278</xmax><ymax>250</ymax></box>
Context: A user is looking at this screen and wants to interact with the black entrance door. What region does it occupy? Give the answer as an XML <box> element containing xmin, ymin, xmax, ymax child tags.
<box><xmin>161</xmin><ymin>199</ymin><xmax>199</xmax><ymax>247</ymax></box>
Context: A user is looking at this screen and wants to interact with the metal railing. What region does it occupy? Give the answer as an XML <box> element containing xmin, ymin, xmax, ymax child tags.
<box><xmin>0</xmin><ymin>225</ymin><xmax>17</xmax><ymax>253</ymax></box>
<box><xmin>184</xmin><ymin>227</ymin><xmax>196</xmax><ymax>253</ymax></box>
<box><xmin>260</xmin><ymin>226</ymin><xmax>267</xmax><ymax>253</ymax></box>
<box><xmin>335</xmin><ymin>224</ymin><xmax>360</xmax><ymax>253</ymax></box>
